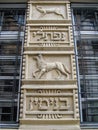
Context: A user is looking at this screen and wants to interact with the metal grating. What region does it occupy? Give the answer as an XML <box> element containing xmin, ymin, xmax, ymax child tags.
<box><xmin>0</xmin><ymin>7</ymin><xmax>25</xmax><ymax>125</ymax></box>
<box><xmin>73</xmin><ymin>8</ymin><xmax>98</xmax><ymax>31</ymax></box>
<box><xmin>0</xmin><ymin>8</ymin><xmax>25</xmax><ymax>31</ymax></box>
<box><xmin>72</xmin><ymin>7</ymin><xmax>98</xmax><ymax>124</ymax></box>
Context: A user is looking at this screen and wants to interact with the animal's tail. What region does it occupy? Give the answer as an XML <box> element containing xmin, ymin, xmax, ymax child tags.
<box><xmin>60</xmin><ymin>14</ymin><xmax>65</xmax><ymax>19</ymax></box>
<box><xmin>63</xmin><ymin>64</ymin><xmax>71</xmax><ymax>74</ymax></box>
<box><xmin>55</xmin><ymin>9</ymin><xmax>65</xmax><ymax>19</ymax></box>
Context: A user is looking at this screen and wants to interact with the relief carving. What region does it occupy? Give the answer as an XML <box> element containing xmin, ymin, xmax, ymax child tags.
<box><xmin>35</xmin><ymin>5</ymin><xmax>64</xmax><ymax>19</ymax></box>
<box><xmin>37</xmin><ymin>89</ymin><xmax>61</xmax><ymax>94</ymax></box>
<box><xmin>53</xmin><ymin>98</ymin><xmax>59</xmax><ymax>110</ymax></box>
<box><xmin>38</xmin><ymin>98</ymin><xmax>49</xmax><ymax>110</ymax></box>
<box><xmin>37</xmin><ymin>114</ymin><xmax>63</xmax><ymax>119</ymax></box>
<box><xmin>29</xmin><ymin>25</ymin><xmax>69</xmax><ymax>46</ymax></box>
<box><xmin>59</xmin><ymin>98</ymin><xmax>69</xmax><ymax>110</ymax></box>
<box><xmin>26</xmin><ymin>89</ymin><xmax>73</xmax><ymax>119</ymax></box>
<box><xmin>32</xmin><ymin>54</ymin><xmax>71</xmax><ymax>79</ymax></box>
<box><xmin>33</xmin><ymin>29</ymin><xmax>66</xmax><ymax>41</ymax></box>
<box><xmin>29</xmin><ymin>97</ymin><xmax>69</xmax><ymax>111</ymax></box>
<box><xmin>30</xmin><ymin>98</ymin><xmax>34</xmax><ymax>110</ymax></box>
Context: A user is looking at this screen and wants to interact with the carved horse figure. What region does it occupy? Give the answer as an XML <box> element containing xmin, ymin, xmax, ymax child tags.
<box><xmin>35</xmin><ymin>5</ymin><xmax>64</xmax><ymax>19</ymax></box>
<box><xmin>32</xmin><ymin>54</ymin><xmax>71</xmax><ymax>79</ymax></box>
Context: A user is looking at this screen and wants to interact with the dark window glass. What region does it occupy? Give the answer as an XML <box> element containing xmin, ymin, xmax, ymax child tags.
<box><xmin>73</xmin><ymin>8</ymin><xmax>98</xmax><ymax>31</ymax></box>
<box><xmin>0</xmin><ymin>9</ymin><xmax>25</xmax><ymax>31</ymax></box>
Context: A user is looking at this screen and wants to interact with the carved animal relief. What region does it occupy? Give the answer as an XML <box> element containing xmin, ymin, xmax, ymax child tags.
<box><xmin>35</xmin><ymin>5</ymin><xmax>64</xmax><ymax>19</ymax></box>
<box><xmin>32</xmin><ymin>54</ymin><xmax>71</xmax><ymax>79</ymax></box>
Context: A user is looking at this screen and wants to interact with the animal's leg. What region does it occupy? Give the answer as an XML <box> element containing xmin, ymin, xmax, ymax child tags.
<box><xmin>55</xmin><ymin>10</ymin><xmax>64</xmax><ymax>19</ymax></box>
<box><xmin>60</xmin><ymin>70</ymin><xmax>69</xmax><ymax>79</ymax></box>
<box><xmin>56</xmin><ymin>13</ymin><xmax>64</xmax><ymax>19</ymax></box>
<box><xmin>56</xmin><ymin>63</ymin><xmax>70</xmax><ymax>79</ymax></box>
<box><xmin>62</xmin><ymin>64</ymin><xmax>71</xmax><ymax>74</ymax></box>
<box><xmin>66</xmin><ymin>73</ymin><xmax>69</xmax><ymax>79</ymax></box>
<box><xmin>39</xmin><ymin>13</ymin><xmax>46</xmax><ymax>18</ymax></box>
<box><xmin>37</xmin><ymin>70</ymin><xmax>46</xmax><ymax>79</ymax></box>
<box><xmin>59</xmin><ymin>14</ymin><xmax>64</xmax><ymax>19</ymax></box>
<box><xmin>57</xmin><ymin>67</ymin><xmax>68</xmax><ymax>79</ymax></box>
<box><xmin>32</xmin><ymin>72</ymin><xmax>36</xmax><ymax>78</ymax></box>
<box><xmin>55</xmin><ymin>70</ymin><xmax>62</xmax><ymax>79</ymax></box>
<box><xmin>32</xmin><ymin>69</ymin><xmax>40</xmax><ymax>78</ymax></box>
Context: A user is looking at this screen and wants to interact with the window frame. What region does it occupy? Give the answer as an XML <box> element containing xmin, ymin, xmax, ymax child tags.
<box><xmin>72</xmin><ymin>3</ymin><xmax>98</xmax><ymax>127</ymax></box>
<box><xmin>0</xmin><ymin>4</ymin><xmax>26</xmax><ymax>128</ymax></box>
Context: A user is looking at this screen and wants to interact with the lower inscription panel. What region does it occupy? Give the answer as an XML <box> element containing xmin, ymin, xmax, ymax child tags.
<box><xmin>23</xmin><ymin>88</ymin><xmax>75</xmax><ymax>120</ymax></box>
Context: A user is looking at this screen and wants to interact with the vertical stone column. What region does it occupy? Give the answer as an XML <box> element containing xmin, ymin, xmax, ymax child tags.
<box><xmin>19</xmin><ymin>0</ymin><xmax>80</xmax><ymax>130</ymax></box>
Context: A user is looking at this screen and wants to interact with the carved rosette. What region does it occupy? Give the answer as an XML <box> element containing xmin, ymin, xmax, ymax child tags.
<box><xmin>20</xmin><ymin>0</ymin><xmax>80</xmax><ymax>128</ymax></box>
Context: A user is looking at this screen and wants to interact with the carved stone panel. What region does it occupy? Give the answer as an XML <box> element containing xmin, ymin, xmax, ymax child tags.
<box><xmin>27</xmin><ymin>25</ymin><xmax>71</xmax><ymax>47</ymax></box>
<box><xmin>24</xmin><ymin>89</ymin><xmax>74</xmax><ymax>120</ymax></box>
<box><xmin>20</xmin><ymin>0</ymin><xmax>80</xmax><ymax>128</ymax></box>
<box><xmin>28</xmin><ymin>1</ymin><xmax>70</xmax><ymax>20</ymax></box>
<box><xmin>25</xmin><ymin>54</ymin><xmax>73</xmax><ymax>80</ymax></box>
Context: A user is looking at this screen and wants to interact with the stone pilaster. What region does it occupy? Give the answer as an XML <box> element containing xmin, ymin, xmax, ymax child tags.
<box><xmin>19</xmin><ymin>0</ymin><xmax>80</xmax><ymax>130</ymax></box>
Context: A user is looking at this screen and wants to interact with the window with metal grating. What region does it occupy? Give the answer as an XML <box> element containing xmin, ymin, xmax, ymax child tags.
<box><xmin>72</xmin><ymin>5</ymin><xmax>98</xmax><ymax>126</ymax></box>
<box><xmin>0</xmin><ymin>5</ymin><xmax>26</xmax><ymax>127</ymax></box>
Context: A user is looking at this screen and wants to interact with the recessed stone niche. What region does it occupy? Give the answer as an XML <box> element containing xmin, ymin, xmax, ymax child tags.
<box><xmin>29</xmin><ymin>2</ymin><xmax>68</xmax><ymax>20</ymax></box>
<box><xmin>25</xmin><ymin>54</ymin><xmax>73</xmax><ymax>80</ymax></box>
<box><xmin>23</xmin><ymin>88</ymin><xmax>75</xmax><ymax>120</ymax></box>
<box><xmin>27</xmin><ymin>25</ymin><xmax>71</xmax><ymax>47</ymax></box>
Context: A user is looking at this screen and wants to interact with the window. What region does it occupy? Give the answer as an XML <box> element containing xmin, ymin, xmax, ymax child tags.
<box><xmin>0</xmin><ymin>4</ymin><xmax>26</xmax><ymax>127</ymax></box>
<box><xmin>72</xmin><ymin>4</ymin><xmax>98</xmax><ymax>126</ymax></box>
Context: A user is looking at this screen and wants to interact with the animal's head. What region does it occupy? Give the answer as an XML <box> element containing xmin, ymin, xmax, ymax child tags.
<box><xmin>33</xmin><ymin>56</ymin><xmax>38</xmax><ymax>60</ymax></box>
<box><xmin>35</xmin><ymin>5</ymin><xmax>42</xmax><ymax>10</ymax></box>
<box><xmin>38</xmin><ymin>54</ymin><xmax>42</xmax><ymax>58</ymax></box>
<box><xmin>33</xmin><ymin>54</ymin><xmax>42</xmax><ymax>60</ymax></box>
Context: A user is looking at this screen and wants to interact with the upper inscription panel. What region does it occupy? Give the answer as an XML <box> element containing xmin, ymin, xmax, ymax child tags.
<box><xmin>27</xmin><ymin>25</ymin><xmax>71</xmax><ymax>47</ymax></box>
<box><xmin>28</xmin><ymin>1</ymin><xmax>70</xmax><ymax>20</ymax></box>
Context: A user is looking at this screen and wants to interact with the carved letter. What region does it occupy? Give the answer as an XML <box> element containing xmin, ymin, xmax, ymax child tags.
<box><xmin>53</xmin><ymin>98</ymin><xmax>59</xmax><ymax>110</ymax></box>
<box><xmin>61</xmin><ymin>32</ymin><xmax>66</xmax><ymax>41</ymax></box>
<box><xmin>38</xmin><ymin>98</ymin><xmax>49</xmax><ymax>110</ymax></box>
<box><xmin>29</xmin><ymin>98</ymin><xmax>34</xmax><ymax>110</ymax></box>
<box><xmin>59</xmin><ymin>98</ymin><xmax>69</xmax><ymax>110</ymax></box>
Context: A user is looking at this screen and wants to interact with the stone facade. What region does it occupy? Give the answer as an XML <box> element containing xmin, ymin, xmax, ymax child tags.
<box><xmin>19</xmin><ymin>0</ymin><xmax>80</xmax><ymax>129</ymax></box>
<box><xmin>0</xmin><ymin>0</ymin><xmax>98</xmax><ymax>130</ymax></box>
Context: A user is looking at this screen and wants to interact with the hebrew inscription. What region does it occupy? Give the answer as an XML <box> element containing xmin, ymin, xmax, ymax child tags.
<box><xmin>28</xmin><ymin>25</ymin><xmax>70</xmax><ymax>46</ymax></box>
<box><xmin>32</xmin><ymin>54</ymin><xmax>71</xmax><ymax>79</ymax></box>
<box><xmin>21</xmin><ymin>0</ymin><xmax>79</xmax><ymax>127</ymax></box>
<box><xmin>25</xmin><ymin>89</ymin><xmax>74</xmax><ymax>119</ymax></box>
<box><xmin>33</xmin><ymin>30</ymin><xmax>66</xmax><ymax>41</ymax></box>
<box><xmin>29</xmin><ymin>97</ymin><xmax>69</xmax><ymax>111</ymax></box>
